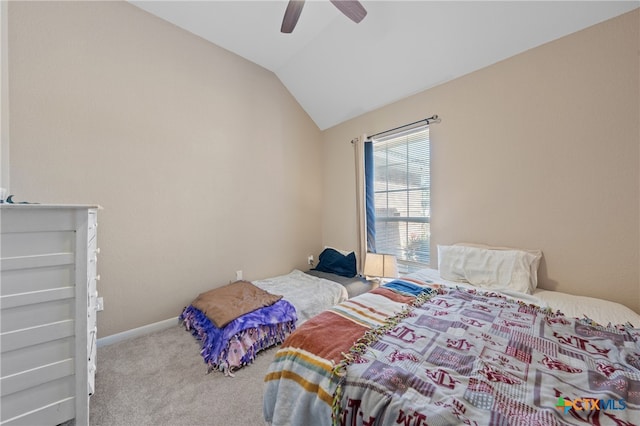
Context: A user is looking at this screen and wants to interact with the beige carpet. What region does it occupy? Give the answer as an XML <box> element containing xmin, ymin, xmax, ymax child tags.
<box><xmin>90</xmin><ymin>324</ymin><xmax>275</xmax><ymax>426</ymax></box>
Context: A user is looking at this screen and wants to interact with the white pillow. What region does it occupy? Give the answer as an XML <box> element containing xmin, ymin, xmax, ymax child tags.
<box><xmin>438</xmin><ymin>244</ymin><xmax>542</xmax><ymax>294</ymax></box>
<box><xmin>454</xmin><ymin>242</ymin><xmax>543</xmax><ymax>290</ymax></box>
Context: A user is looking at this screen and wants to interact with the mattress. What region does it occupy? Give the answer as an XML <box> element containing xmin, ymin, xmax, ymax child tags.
<box><xmin>253</xmin><ymin>269</ymin><xmax>348</xmax><ymax>325</ymax></box>
<box><xmin>304</xmin><ymin>269</ymin><xmax>375</xmax><ymax>298</ymax></box>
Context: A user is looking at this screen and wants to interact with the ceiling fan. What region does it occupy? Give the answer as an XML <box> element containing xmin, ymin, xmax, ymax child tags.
<box><xmin>281</xmin><ymin>0</ymin><xmax>367</xmax><ymax>33</ymax></box>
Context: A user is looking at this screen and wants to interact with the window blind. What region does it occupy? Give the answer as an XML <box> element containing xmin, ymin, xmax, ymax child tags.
<box><xmin>371</xmin><ymin>126</ymin><xmax>430</xmax><ymax>269</ymax></box>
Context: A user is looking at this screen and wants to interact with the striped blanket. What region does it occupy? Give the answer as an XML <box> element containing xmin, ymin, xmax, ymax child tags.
<box><xmin>263</xmin><ymin>279</ymin><xmax>640</xmax><ymax>425</ymax></box>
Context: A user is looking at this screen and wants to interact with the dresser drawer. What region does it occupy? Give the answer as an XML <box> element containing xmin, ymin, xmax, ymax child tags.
<box><xmin>0</xmin><ymin>204</ymin><xmax>100</xmax><ymax>425</ymax></box>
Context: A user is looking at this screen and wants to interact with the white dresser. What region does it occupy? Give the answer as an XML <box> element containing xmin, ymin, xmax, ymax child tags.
<box><xmin>0</xmin><ymin>204</ymin><xmax>100</xmax><ymax>425</ymax></box>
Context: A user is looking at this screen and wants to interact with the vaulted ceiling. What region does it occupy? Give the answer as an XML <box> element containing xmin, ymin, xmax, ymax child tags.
<box><xmin>130</xmin><ymin>1</ymin><xmax>639</xmax><ymax>130</ymax></box>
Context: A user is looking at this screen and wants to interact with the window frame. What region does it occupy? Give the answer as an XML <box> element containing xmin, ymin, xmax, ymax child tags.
<box><xmin>370</xmin><ymin>125</ymin><xmax>431</xmax><ymax>272</ymax></box>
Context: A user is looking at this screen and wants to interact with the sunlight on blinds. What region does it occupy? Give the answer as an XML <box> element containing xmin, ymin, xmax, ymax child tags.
<box><xmin>372</xmin><ymin>126</ymin><xmax>430</xmax><ymax>268</ymax></box>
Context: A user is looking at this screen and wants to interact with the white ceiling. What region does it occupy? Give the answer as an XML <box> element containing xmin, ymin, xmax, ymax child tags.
<box><xmin>130</xmin><ymin>1</ymin><xmax>639</xmax><ymax>130</ymax></box>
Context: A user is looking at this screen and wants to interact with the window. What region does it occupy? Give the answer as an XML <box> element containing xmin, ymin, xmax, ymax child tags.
<box><xmin>371</xmin><ymin>126</ymin><xmax>430</xmax><ymax>272</ymax></box>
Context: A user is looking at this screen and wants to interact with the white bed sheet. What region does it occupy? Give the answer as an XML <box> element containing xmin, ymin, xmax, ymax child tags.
<box><xmin>533</xmin><ymin>288</ymin><xmax>640</xmax><ymax>326</ymax></box>
<box><xmin>253</xmin><ymin>269</ymin><xmax>348</xmax><ymax>325</ymax></box>
<box><xmin>407</xmin><ymin>267</ymin><xmax>640</xmax><ymax>326</ymax></box>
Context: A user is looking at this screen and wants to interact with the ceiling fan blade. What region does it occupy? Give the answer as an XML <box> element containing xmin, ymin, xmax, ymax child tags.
<box><xmin>330</xmin><ymin>0</ymin><xmax>367</xmax><ymax>23</ymax></box>
<box><xmin>281</xmin><ymin>0</ymin><xmax>305</xmax><ymax>33</ymax></box>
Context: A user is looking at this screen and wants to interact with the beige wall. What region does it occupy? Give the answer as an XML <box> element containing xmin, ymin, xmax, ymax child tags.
<box><xmin>7</xmin><ymin>2</ymin><xmax>640</xmax><ymax>341</ymax></box>
<box><xmin>322</xmin><ymin>9</ymin><xmax>640</xmax><ymax>312</ymax></box>
<box><xmin>7</xmin><ymin>1</ymin><xmax>324</xmax><ymax>337</ymax></box>
<box><xmin>1</xmin><ymin>1</ymin><xmax>8</xmax><ymax>188</ymax></box>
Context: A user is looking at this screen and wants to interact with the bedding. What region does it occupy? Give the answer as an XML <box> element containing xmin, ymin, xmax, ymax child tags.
<box><xmin>534</xmin><ymin>289</ymin><xmax>640</xmax><ymax>327</ymax></box>
<box><xmin>305</xmin><ymin>269</ymin><xmax>374</xmax><ymax>298</ymax></box>
<box><xmin>263</xmin><ymin>272</ymin><xmax>640</xmax><ymax>425</ymax></box>
<box><xmin>180</xmin><ymin>270</ymin><xmax>347</xmax><ymax>375</ymax></box>
<box><xmin>438</xmin><ymin>244</ymin><xmax>542</xmax><ymax>294</ymax></box>
<box><xmin>190</xmin><ymin>280</ymin><xmax>283</xmax><ymax>328</ymax></box>
<box><xmin>454</xmin><ymin>242</ymin><xmax>543</xmax><ymax>290</ymax></box>
<box><xmin>181</xmin><ymin>299</ymin><xmax>296</xmax><ymax>376</ymax></box>
<box><xmin>403</xmin><ymin>267</ymin><xmax>640</xmax><ymax>327</ymax></box>
<box><xmin>253</xmin><ymin>269</ymin><xmax>348</xmax><ymax>325</ymax></box>
<box><xmin>410</xmin><ymin>267</ymin><xmax>544</xmax><ymax>306</ymax></box>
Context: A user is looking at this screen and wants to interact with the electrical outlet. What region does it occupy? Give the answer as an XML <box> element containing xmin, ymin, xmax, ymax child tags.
<box><xmin>307</xmin><ymin>255</ymin><xmax>314</xmax><ymax>265</ymax></box>
<box><xmin>236</xmin><ymin>270</ymin><xmax>243</xmax><ymax>280</ymax></box>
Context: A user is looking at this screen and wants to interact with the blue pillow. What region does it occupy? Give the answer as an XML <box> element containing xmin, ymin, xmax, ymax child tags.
<box><xmin>313</xmin><ymin>248</ymin><xmax>357</xmax><ymax>278</ymax></box>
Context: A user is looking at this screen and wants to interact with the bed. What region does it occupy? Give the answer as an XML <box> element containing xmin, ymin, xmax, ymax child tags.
<box><xmin>180</xmin><ymin>269</ymin><xmax>349</xmax><ymax>376</ymax></box>
<box><xmin>263</xmin><ymin>245</ymin><xmax>640</xmax><ymax>425</ymax></box>
<box><xmin>253</xmin><ymin>269</ymin><xmax>348</xmax><ymax>325</ymax></box>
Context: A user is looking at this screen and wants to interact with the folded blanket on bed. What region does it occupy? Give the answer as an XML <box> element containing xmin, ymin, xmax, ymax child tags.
<box><xmin>382</xmin><ymin>278</ymin><xmax>433</xmax><ymax>297</ymax></box>
<box><xmin>190</xmin><ymin>280</ymin><xmax>283</xmax><ymax>328</ymax></box>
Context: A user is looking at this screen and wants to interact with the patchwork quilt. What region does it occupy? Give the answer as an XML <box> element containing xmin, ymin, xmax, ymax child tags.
<box><xmin>263</xmin><ymin>279</ymin><xmax>640</xmax><ymax>425</ymax></box>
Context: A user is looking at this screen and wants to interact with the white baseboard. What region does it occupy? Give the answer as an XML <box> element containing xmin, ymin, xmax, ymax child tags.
<box><xmin>97</xmin><ymin>317</ymin><xmax>179</xmax><ymax>348</ymax></box>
